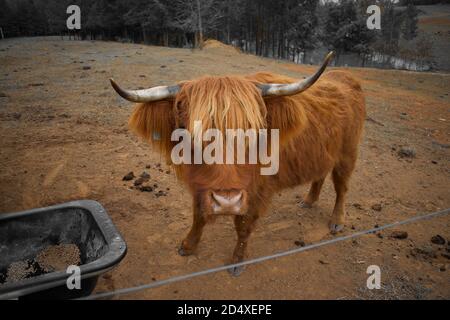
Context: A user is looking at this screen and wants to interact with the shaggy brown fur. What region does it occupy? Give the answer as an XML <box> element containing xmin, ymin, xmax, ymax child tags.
<box><xmin>128</xmin><ymin>70</ymin><xmax>366</xmax><ymax>275</ymax></box>
<box><xmin>176</xmin><ymin>76</ymin><xmax>267</xmax><ymax>137</ymax></box>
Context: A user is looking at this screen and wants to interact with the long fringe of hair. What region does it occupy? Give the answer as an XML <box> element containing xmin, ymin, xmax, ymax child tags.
<box><xmin>175</xmin><ymin>75</ymin><xmax>267</xmax><ymax>142</ymax></box>
<box><xmin>128</xmin><ymin>100</ymin><xmax>176</xmax><ymax>161</ymax></box>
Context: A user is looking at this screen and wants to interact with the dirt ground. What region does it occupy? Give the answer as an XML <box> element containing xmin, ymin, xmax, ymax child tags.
<box><xmin>0</xmin><ymin>37</ymin><xmax>449</xmax><ymax>300</ymax></box>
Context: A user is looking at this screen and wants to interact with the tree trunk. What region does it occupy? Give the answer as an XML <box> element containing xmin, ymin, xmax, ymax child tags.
<box><xmin>163</xmin><ymin>31</ymin><xmax>169</xmax><ymax>47</ymax></box>
<box><xmin>196</xmin><ymin>0</ymin><xmax>204</xmax><ymax>48</ymax></box>
<box><xmin>141</xmin><ymin>24</ymin><xmax>147</xmax><ymax>44</ymax></box>
<box><xmin>226</xmin><ymin>13</ymin><xmax>230</xmax><ymax>44</ymax></box>
<box><xmin>272</xmin><ymin>27</ymin><xmax>276</xmax><ymax>58</ymax></box>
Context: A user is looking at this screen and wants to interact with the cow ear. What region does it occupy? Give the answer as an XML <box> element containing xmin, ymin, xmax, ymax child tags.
<box><xmin>265</xmin><ymin>96</ymin><xmax>307</xmax><ymax>145</ymax></box>
<box><xmin>128</xmin><ymin>100</ymin><xmax>176</xmax><ymax>159</ymax></box>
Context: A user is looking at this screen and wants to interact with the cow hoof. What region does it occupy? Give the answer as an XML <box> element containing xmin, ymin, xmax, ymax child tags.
<box><xmin>178</xmin><ymin>246</ymin><xmax>193</xmax><ymax>256</ymax></box>
<box><xmin>228</xmin><ymin>265</ymin><xmax>245</xmax><ymax>277</ymax></box>
<box><xmin>329</xmin><ymin>223</ymin><xmax>344</xmax><ymax>234</ymax></box>
<box><xmin>299</xmin><ymin>200</ymin><xmax>312</xmax><ymax>209</ymax></box>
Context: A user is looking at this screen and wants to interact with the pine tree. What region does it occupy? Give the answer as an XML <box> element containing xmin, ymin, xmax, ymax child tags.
<box><xmin>322</xmin><ymin>0</ymin><xmax>358</xmax><ymax>60</ymax></box>
<box><xmin>401</xmin><ymin>2</ymin><xmax>419</xmax><ymax>41</ymax></box>
<box><xmin>45</xmin><ymin>0</ymin><xmax>70</xmax><ymax>36</ymax></box>
<box><xmin>286</xmin><ymin>0</ymin><xmax>318</xmax><ymax>63</ymax></box>
<box><xmin>0</xmin><ymin>0</ymin><xmax>12</xmax><ymax>37</ymax></box>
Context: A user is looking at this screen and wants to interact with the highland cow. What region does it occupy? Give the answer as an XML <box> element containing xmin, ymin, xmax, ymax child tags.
<box><xmin>111</xmin><ymin>52</ymin><xmax>366</xmax><ymax>275</ymax></box>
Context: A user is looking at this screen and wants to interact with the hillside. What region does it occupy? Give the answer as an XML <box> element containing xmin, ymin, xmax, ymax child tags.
<box><xmin>417</xmin><ymin>4</ymin><xmax>450</xmax><ymax>70</ymax></box>
<box><xmin>0</xmin><ymin>37</ymin><xmax>449</xmax><ymax>299</ymax></box>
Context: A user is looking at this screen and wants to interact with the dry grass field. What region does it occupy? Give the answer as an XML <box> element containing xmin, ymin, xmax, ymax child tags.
<box><xmin>0</xmin><ymin>37</ymin><xmax>449</xmax><ymax>299</ymax></box>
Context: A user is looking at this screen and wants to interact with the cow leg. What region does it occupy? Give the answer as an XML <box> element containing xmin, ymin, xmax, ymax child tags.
<box><xmin>178</xmin><ymin>199</ymin><xmax>206</xmax><ymax>256</ymax></box>
<box><xmin>228</xmin><ymin>214</ymin><xmax>259</xmax><ymax>276</ymax></box>
<box><xmin>300</xmin><ymin>177</ymin><xmax>325</xmax><ymax>208</ymax></box>
<box><xmin>329</xmin><ymin>162</ymin><xmax>354</xmax><ymax>234</ymax></box>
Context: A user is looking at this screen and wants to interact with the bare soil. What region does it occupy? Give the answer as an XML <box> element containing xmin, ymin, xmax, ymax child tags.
<box><xmin>0</xmin><ymin>37</ymin><xmax>449</xmax><ymax>299</ymax></box>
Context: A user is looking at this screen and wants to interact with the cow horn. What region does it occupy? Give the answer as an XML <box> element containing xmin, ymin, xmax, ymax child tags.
<box><xmin>258</xmin><ymin>51</ymin><xmax>335</xmax><ymax>97</ymax></box>
<box><xmin>110</xmin><ymin>78</ymin><xmax>180</xmax><ymax>102</ymax></box>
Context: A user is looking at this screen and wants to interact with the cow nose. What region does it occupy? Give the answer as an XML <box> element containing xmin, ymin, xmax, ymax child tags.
<box><xmin>211</xmin><ymin>190</ymin><xmax>243</xmax><ymax>214</ymax></box>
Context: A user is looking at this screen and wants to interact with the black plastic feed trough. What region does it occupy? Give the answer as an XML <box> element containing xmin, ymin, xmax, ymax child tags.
<box><xmin>0</xmin><ymin>200</ymin><xmax>127</xmax><ymax>300</ymax></box>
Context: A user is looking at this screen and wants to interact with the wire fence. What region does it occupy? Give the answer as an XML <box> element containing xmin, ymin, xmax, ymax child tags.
<box><xmin>80</xmin><ymin>208</ymin><xmax>450</xmax><ymax>300</ymax></box>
